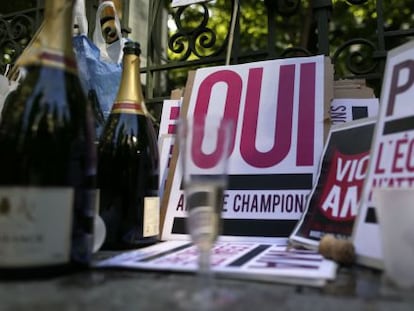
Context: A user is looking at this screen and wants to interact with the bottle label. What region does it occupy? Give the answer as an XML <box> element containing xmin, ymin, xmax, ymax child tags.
<box><xmin>0</xmin><ymin>187</ymin><xmax>73</xmax><ymax>267</ymax></box>
<box><xmin>143</xmin><ymin>196</ymin><xmax>159</xmax><ymax>237</ymax></box>
<box><xmin>111</xmin><ymin>102</ymin><xmax>145</xmax><ymax>115</ymax></box>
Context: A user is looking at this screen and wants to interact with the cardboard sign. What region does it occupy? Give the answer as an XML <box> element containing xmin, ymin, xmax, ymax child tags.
<box><xmin>158</xmin><ymin>99</ymin><xmax>182</xmax><ymax>138</ymax></box>
<box><xmin>158</xmin><ymin>97</ymin><xmax>182</xmax><ymax>203</ymax></box>
<box><xmin>352</xmin><ymin>40</ymin><xmax>414</xmax><ymax>269</ymax></box>
<box><xmin>158</xmin><ymin>134</ymin><xmax>175</xmax><ymax>199</ymax></box>
<box><xmin>289</xmin><ymin>118</ymin><xmax>376</xmax><ymax>248</ymax></box>
<box><xmin>161</xmin><ymin>55</ymin><xmax>329</xmax><ymax>242</ymax></box>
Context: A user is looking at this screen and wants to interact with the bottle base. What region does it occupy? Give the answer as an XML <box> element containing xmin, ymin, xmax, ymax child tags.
<box><xmin>101</xmin><ymin>236</ymin><xmax>160</xmax><ymax>251</ymax></box>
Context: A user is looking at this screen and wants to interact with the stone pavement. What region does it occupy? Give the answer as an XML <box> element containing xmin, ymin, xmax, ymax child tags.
<box><xmin>1</xmin><ymin>265</ymin><xmax>413</xmax><ymax>311</ymax></box>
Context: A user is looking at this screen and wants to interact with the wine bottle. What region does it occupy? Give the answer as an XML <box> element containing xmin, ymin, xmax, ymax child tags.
<box><xmin>0</xmin><ymin>0</ymin><xmax>96</xmax><ymax>278</ymax></box>
<box><xmin>98</xmin><ymin>41</ymin><xmax>160</xmax><ymax>250</ymax></box>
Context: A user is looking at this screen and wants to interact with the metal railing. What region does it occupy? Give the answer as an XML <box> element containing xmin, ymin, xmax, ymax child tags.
<box><xmin>146</xmin><ymin>0</ymin><xmax>414</xmax><ymax>117</ymax></box>
<box><xmin>0</xmin><ymin>0</ymin><xmax>100</xmax><ymax>74</ymax></box>
<box><xmin>0</xmin><ymin>5</ymin><xmax>43</xmax><ymax>74</ymax></box>
<box><xmin>1</xmin><ymin>0</ymin><xmax>414</xmax><ymax>122</ymax></box>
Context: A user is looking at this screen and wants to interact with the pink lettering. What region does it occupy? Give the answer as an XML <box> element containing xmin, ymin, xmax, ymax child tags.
<box><xmin>240</xmin><ymin>65</ymin><xmax>295</xmax><ymax>167</ymax></box>
<box><xmin>297</xmin><ymin>62</ymin><xmax>316</xmax><ymax>166</ymax></box>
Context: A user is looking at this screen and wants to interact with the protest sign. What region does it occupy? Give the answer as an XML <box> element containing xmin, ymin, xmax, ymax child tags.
<box><xmin>289</xmin><ymin>118</ymin><xmax>376</xmax><ymax>248</ymax></box>
<box><xmin>160</xmin><ymin>55</ymin><xmax>331</xmax><ymax>242</ymax></box>
<box><xmin>352</xmin><ymin>40</ymin><xmax>414</xmax><ymax>269</ymax></box>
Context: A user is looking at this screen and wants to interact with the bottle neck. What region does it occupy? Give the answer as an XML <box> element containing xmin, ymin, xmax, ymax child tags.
<box><xmin>112</xmin><ymin>53</ymin><xmax>146</xmax><ymax>115</ymax></box>
<box><xmin>18</xmin><ymin>0</ymin><xmax>76</xmax><ymax>71</ymax></box>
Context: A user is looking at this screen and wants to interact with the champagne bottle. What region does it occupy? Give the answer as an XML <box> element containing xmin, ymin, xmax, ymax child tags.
<box><xmin>98</xmin><ymin>41</ymin><xmax>160</xmax><ymax>250</ymax></box>
<box><xmin>88</xmin><ymin>89</ymin><xmax>105</xmax><ymax>142</ymax></box>
<box><xmin>0</xmin><ymin>0</ymin><xmax>96</xmax><ymax>278</ymax></box>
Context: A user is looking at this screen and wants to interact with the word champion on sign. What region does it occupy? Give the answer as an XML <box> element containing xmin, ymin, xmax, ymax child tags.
<box><xmin>175</xmin><ymin>192</ymin><xmax>307</xmax><ymax>215</ymax></box>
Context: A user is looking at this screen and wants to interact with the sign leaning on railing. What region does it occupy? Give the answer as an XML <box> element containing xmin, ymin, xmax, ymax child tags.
<box><xmin>289</xmin><ymin>117</ymin><xmax>376</xmax><ymax>249</ymax></box>
<box><xmin>352</xmin><ymin>39</ymin><xmax>414</xmax><ymax>269</ymax></box>
<box><xmin>161</xmin><ymin>55</ymin><xmax>332</xmax><ymax>242</ymax></box>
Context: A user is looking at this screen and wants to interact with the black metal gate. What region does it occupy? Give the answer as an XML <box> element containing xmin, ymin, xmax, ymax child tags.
<box><xmin>1</xmin><ymin>0</ymin><xmax>413</xmax><ymax>121</ymax></box>
<box><xmin>146</xmin><ymin>0</ymin><xmax>414</xmax><ymax>117</ymax></box>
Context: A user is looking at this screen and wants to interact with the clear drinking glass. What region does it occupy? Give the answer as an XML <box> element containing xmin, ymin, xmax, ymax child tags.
<box><xmin>178</xmin><ymin>115</ymin><xmax>234</xmax><ymax>307</ymax></box>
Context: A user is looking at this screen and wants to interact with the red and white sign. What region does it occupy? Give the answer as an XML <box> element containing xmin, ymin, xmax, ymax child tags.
<box><xmin>158</xmin><ymin>99</ymin><xmax>182</xmax><ymax>198</ymax></box>
<box><xmin>290</xmin><ymin>118</ymin><xmax>376</xmax><ymax>248</ymax></box>
<box><xmin>162</xmin><ymin>55</ymin><xmax>327</xmax><ymax>242</ymax></box>
<box><xmin>353</xmin><ymin>40</ymin><xmax>414</xmax><ymax>269</ymax></box>
<box><xmin>318</xmin><ymin>150</ymin><xmax>369</xmax><ymax>221</ymax></box>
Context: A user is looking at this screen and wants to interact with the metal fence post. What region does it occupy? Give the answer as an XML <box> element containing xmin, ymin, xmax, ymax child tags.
<box><xmin>312</xmin><ymin>0</ymin><xmax>333</xmax><ymax>56</ymax></box>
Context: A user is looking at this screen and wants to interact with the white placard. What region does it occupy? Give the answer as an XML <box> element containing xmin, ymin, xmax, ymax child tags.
<box><xmin>352</xmin><ymin>39</ymin><xmax>414</xmax><ymax>269</ymax></box>
<box><xmin>158</xmin><ymin>99</ymin><xmax>182</xmax><ymax>139</ymax></box>
<box><xmin>158</xmin><ymin>134</ymin><xmax>175</xmax><ymax>198</ymax></box>
<box><xmin>162</xmin><ymin>55</ymin><xmax>327</xmax><ymax>242</ymax></box>
<box><xmin>330</xmin><ymin>98</ymin><xmax>379</xmax><ymax>124</ymax></box>
<box><xmin>158</xmin><ymin>99</ymin><xmax>181</xmax><ymax>199</ymax></box>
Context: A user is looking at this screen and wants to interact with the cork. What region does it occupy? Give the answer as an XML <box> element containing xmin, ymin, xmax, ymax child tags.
<box><xmin>318</xmin><ymin>234</ymin><xmax>355</xmax><ymax>265</ymax></box>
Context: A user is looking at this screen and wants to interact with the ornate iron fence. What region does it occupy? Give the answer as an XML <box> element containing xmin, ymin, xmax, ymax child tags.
<box><xmin>0</xmin><ymin>0</ymin><xmax>101</xmax><ymax>74</ymax></box>
<box><xmin>1</xmin><ymin>0</ymin><xmax>414</xmax><ymax>122</ymax></box>
<box><xmin>0</xmin><ymin>6</ymin><xmax>43</xmax><ymax>74</ymax></box>
<box><xmin>146</xmin><ymin>0</ymin><xmax>414</xmax><ymax>118</ymax></box>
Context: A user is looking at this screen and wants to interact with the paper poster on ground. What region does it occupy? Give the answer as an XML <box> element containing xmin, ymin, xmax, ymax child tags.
<box><xmin>95</xmin><ymin>239</ymin><xmax>337</xmax><ymax>287</ymax></box>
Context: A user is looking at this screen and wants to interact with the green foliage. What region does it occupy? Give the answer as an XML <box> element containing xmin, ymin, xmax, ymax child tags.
<box><xmin>166</xmin><ymin>0</ymin><xmax>414</xmax><ymax>94</ymax></box>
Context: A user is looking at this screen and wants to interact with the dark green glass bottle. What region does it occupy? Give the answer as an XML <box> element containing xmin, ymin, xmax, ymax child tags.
<box><xmin>0</xmin><ymin>0</ymin><xmax>96</xmax><ymax>279</ymax></box>
<box><xmin>98</xmin><ymin>41</ymin><xmax>160</xmax><ymax>250</ymax></box>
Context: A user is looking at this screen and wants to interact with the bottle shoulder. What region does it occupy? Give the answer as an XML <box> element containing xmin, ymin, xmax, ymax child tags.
<box><xmin>102</xmin><ymin>113</ymin><xmax>156</xmax><ymax>135</ymax></box>
<box><xmin>0</xmin><ymin>66</ymin><xmax>88</xmax><ymax>144</ymax></box>
<box><xmin>11</xmin><ymin>65</ymin><xmax>85</xmax><ymax>104</ymax></box>
<box><xmin>98</xmin><ymin>114</ymin><xmax>158</xmax><ymax>154</ymax></box>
